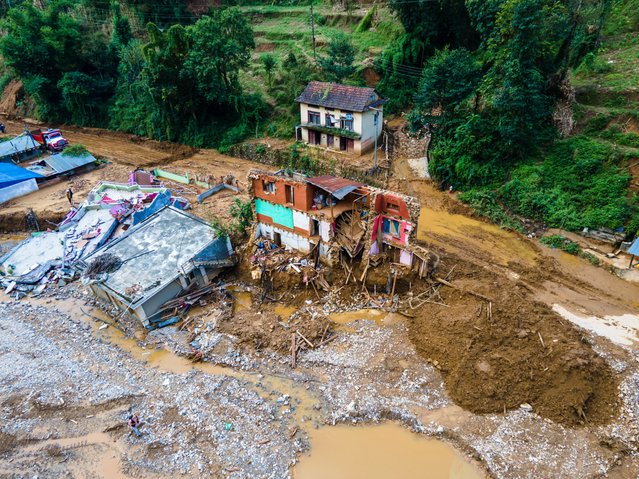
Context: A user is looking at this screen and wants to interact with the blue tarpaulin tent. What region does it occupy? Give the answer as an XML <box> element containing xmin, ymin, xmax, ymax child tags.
<box><xmin>0</xmin><ymin>162</ymin><xmax>44</xmax><ymax>189</ymax></box>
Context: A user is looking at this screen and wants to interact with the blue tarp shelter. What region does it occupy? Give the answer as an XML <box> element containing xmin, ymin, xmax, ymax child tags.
<box><xmin>628</xmin><ymin>238</ymin><xmax>639</xmax><ymax>257</ymax></box>
<box><xmin>0</xmin><ymin>163</ymin><xmax>44</xmax><ymax>188</ymax></box>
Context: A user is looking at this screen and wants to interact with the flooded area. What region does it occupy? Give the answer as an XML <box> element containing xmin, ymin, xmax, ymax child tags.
<box><xmin>418</xmin><ymin>206</ymin><xmax>538</xmax><ymax>267</ymax></box>
<box><xmin>293</xmin><ymin>422</ymin><xmax>485</xmax><ymax>479</ymax></box>
<box><xmin>553</xmin><ymin>304</ymin><xmax>639</xmax><ymax>347</ymax></box>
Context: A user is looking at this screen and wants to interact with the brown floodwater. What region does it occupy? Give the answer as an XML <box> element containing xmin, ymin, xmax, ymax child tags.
<box><xmin>22</xmin><ymin>432</ymin><xmax>128</xmax><ymax>479</ymax></box>
<box><xmin>293</xmin><ymin>422</ymin><xmax>485</xmax><ymax>479</ymax></box>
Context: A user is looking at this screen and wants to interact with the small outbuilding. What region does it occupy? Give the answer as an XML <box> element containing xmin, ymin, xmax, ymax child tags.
<box><xmin>80</xmin><ymin>206</ymin><xmax>236</xmax><ymax>327</ymax></box>
<box><xmin>0</xmin><ymin>134</ymin><xmax>41</xmax><ymax>164</ymax></box>
<box><xmin>25</xmin><ymin>153</ymin><xmax>97</xmax><ymax>181</ymax></box>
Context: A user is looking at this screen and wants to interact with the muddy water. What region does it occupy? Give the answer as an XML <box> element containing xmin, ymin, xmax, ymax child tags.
<box><xmin>293</xmin><ymin>422</ymin><xmax>485</xmax><ymax>479</ymax></box>
<box><xmin>23</xmin><ymin>432</ymin><xmax>129</xmax><ymax>479</ymax></box>
<box><xmin>393</xmin><ymin>157</ymin><xmax>537</xmax><ymax>267</ymax></box>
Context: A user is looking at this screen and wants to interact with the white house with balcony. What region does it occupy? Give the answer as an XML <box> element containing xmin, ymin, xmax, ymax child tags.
<box><xmin>295</xmin><ymin>81</ymin><xmax>387</xmax><ymax>155</ymax></box>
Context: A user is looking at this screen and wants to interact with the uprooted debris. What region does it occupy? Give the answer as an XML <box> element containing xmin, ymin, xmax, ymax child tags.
<box><xmin>83</xmin><ymin>253</ymin><xmax>122</xmax><ymax>279</ymax></box>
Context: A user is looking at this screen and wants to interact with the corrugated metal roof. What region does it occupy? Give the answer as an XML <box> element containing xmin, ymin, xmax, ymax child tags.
<box><xmin>0</xmin><ymin>134</ymin><xmax>40</xmax><ymax>158</ymax></box>
<box><xmin>628</xmin><ymin>237</ymin><xmax>639</xmax><ymax>256</ymax></box>
<box><xmin>0</xmin><ymin>162</ymin><xmax>44</xmax><ymax>187</ymax></box>
<box><xmin>44</xmin><ymin>153</ymin><xmax>97</xmax><ymax>174</ymax></box>
<box><xmin>307</xmin><ymin>175</ymin><xmax>364</xmax><ymax>200</ymax></box>
<box><xmin>296</xmin><ymin>81</ymin><xmax>387</xmax><ymax>112</ymax></box>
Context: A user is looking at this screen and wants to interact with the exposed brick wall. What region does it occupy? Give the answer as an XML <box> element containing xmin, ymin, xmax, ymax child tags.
<box><xmin>251</xmin><ymin>175</ymin><xmax>312</xmax><ymax>211</ymax></box>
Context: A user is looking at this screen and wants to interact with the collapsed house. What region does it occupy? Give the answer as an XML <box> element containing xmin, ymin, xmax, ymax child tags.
<box><xmin>25</xmin><ymin>152</ymin><xmax>97</xmax><ymax>181</ymax></box>
<box><xmin>79</xmin><ymin>206</ymin><xmax>236</xmax><ymax>327</ymax></box>
<box><xmin>0</xmin><ymin>133</ymin><xmax>41</xmax><ymax>164</ymax></box>
<box><xmin>0</xmin><ymin>181</ymin><xmax>191</xmax><ymax>297</ymax></box>
<box><xmin>248</xmin><ymin>169</ymin><xmax>430</xmax><ymax>275</ymax></box>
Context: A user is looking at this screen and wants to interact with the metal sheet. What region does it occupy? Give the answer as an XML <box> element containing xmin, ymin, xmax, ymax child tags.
<box><xmin>0</xmin><ymin>135</ymin><xmax>40</xmax><ymax>158</ymax></box>
<box><xmin>306</xmin><ymin>175</ymin><xmax>364</xmax><ymax>200</ymax></box>
<box><xmin>44</xmin><ymin>153</ymin><xmax>96</xmax><ymax>174</ymax></box>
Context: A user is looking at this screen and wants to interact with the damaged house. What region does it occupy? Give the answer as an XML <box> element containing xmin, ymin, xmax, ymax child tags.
<box><xmin>295</xmin><ymin>81</ymin><xmax>386</xmax><ymax>155</ymax></box>
<box><xmin>248</xmin><ymin>169</ymin><xmax>428</xmax><ymax>274</ymax></box>
<box><xmin>79</xmin><ymin>206</ymin><xmax>236</xmax><ymax>327</ymax></box>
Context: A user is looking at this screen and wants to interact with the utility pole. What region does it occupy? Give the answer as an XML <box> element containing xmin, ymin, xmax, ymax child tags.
<box><xmin>310</xmin><ymin>0</ymin><xmax>317</xmax><ymax>62</ymax></box>
<box><xmin>372</xmin><ymin>110</ymin><xmax>379</xmax><ymax>171</ymax></box>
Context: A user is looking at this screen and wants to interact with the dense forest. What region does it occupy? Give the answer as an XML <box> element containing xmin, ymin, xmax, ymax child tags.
<box><xmin>0</xmin><ymin>0</ymin><xmax>637</xmax><ymax>234</ymax></box>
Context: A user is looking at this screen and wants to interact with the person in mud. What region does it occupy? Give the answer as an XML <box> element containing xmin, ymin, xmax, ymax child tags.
<box><xmin>0</xmin><ymin>123</ymin><xmax>5</xmax><ymax>133</ymax></box>
<box><xmin>65</xmin><ymin>187</ymin><xmax>73</xmax><ymax>206</ymax></box>
<box><xmin>128</xmin><ymin>414</ymin><xmax>141</xmax><ymax>437</ymax></box>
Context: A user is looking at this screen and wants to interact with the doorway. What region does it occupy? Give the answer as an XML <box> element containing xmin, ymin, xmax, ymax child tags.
<box><xmin>273</xmin><ymin>231</ymin><xmax>281</xmax><ymax>247</ymax></box>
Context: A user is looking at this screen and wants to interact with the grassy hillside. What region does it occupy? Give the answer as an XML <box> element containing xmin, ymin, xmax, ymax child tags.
<box><xmin>240</xmin><ymin>2</ymin><xmax>403</xmax><ymax>137</ymax></box>
<box><xmin>462</xmin><ymin>0</ymin><xmax>639</xmax><ymax>236</ymax></box>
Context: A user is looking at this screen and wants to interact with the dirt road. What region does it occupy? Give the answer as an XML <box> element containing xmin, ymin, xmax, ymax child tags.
<box><xmin>0</xmin><ymin>117</ymin><xmax>266</xmax><ymax>230</ymax></box>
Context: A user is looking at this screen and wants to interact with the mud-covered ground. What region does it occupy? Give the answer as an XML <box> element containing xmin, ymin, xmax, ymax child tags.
<box><xmin>2</xmin><ymin>117</ymin><xmax>639</xmax><ymax>478</ymax></box>
<box><xmin>0</xmin><ymin>117</ymin><xmax>263</xmax><ymax>231</ymax></box>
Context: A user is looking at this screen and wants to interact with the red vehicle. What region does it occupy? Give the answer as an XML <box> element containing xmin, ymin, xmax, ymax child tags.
<box><xmin>30</xmin><ymin>128</ymin><xmax>69</xmax><ymax>152</ymax></box>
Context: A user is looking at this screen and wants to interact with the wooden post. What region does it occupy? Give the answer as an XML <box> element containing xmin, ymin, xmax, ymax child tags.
<box><xmin>291</xmin><ymin>333</ymin><xmax>297</xmax><ymax>368</ymax></box>
<box><xmin>392</xmin><ymin>271</ymin><xmax>398</xmax><ymax>296</ymax></box>
<box><xmin>630</xmin><ymin>255</ymin><xmax>635</xmax><ymax>269</ymax></box>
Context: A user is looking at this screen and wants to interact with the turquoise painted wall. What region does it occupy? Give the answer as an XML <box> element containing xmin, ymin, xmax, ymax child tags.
<box><xmin>255</xmin><ymin>199</ymin><xmax>294</xmax><ymax>229</ymax></box>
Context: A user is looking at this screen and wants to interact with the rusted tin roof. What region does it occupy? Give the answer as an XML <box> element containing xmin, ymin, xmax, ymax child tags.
<box><xmin>296</xmin><ymin>81</ymin><xmax>387</xmax><ymax>112</ymax></box>
<box><xmin>307</xmin><ymin>175</ymin><xmax>365</xmax><ymax>200</ymax></box>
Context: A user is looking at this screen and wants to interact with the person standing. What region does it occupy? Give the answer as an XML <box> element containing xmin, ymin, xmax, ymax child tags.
<box><xmin>65</xmin><ymin>187</ymin><xmax>73</xmax><ymax>206</ymax></box>
<box><xmin>128</xmin><ymin>414</ymin><xmax>141</xmax><ymax>437</ymax></box>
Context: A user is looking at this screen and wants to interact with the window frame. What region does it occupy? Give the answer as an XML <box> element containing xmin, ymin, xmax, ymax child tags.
<box><xmin>263</xmin><ymin>180</ymin><xmax>276</xmax><ymax>194</ymax></box>
<box><xmin>308</xmin><ymin>111</ymin><xmax>321</xmax><ymax>125</ymax></box>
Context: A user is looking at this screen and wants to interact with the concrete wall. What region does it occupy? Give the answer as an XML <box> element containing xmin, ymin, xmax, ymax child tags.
<box><xmin>258</xmin><ymin>222</ymin><xmax>311</xmax><ymax>253</ymax></box>
<box><xmin>139</xmin><ymin>279</ymin><xmax>184</xmax><ymax>322</ymax></box>
<box><xmin>0</xmin><ymin>178</ymin><xmax>38</xmax><ymax>204</ymax></box>
<box><xmin>360</xmin><ymin>109</ymin><xmax>383</xmax><ymax>154</ymax></box>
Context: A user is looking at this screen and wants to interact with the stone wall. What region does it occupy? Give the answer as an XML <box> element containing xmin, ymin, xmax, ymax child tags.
<box><xmin>229</xmin><ymin>142</ymin><xmax>384</xmax><ymax>188</ymax></box>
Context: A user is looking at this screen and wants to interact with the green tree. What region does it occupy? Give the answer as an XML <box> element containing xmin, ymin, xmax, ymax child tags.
<box><xmin>318</xmin><ymin>32</ymin><xmax>356</xmax><ymax>83</ymax></box>
<box><xmin>412</xmin><ymin>48</ymin><xmax>481</xmax><ymax>125</ymax></box>
<box><xmin>185</xmin><ymin>8</ymin><xmax>254</xmax><ymax>104</ymax></box>
<box><xmin>261</xmin><ymin>53</ymin><xmax>276</xmax><ymax>88</ymax></box>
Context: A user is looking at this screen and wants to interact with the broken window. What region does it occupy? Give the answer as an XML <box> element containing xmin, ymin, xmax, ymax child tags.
<box><xmin>390</xmin><ymin>220</ymin><xmax>401</xmax><ymax>238</ymax></box>
<box><xmin>263</xmin><ymin>180</ymin><xmax>275</xmax><ymax>193</ymax></box>
<box><xmin>386</xmin><ymin>201</ymin><xmax>400</xmax><ymax>211</ymax></box>
<box><xmin>383</xmin><ymin>218</ymin><xmax>401</xmax><ymax>238</ymax></box>
<box><xmin>285</xmin><ymin>184</ymin><xmax>294</xmax><ymax>204</ymax></box>
<box><xmin>308</xmin><ymin>111</ymin><xmax>321</xmax><ymax>125</ymax></box>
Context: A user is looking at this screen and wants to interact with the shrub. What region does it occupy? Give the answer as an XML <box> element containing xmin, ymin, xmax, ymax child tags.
<box><xmin>457</xmin><ymin>190</ymin><xmax>523</xmax><ymax>232</ymax></box>
<box><xmin>62</xmin><ymin>144</ymin><xmax>90</xmax><ymax>156</ymax></box>
<box><xmin>540</xmin><ymin>234</ymin><xmax>581</xmax><ymax>255</ymax></box>
<box><xmin>355</xmin><ymin>6</ymin><xmax>376</xmax><ymax>33</ymax></box>
<box><xmin>229</xmin><ymin>197</ymin><xmax>253</xmax><ymax>236</ymax></box>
